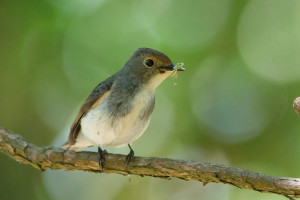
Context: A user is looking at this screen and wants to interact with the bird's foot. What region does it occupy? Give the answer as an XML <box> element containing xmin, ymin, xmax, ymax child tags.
<box><xmin>126</xmin><ymin>144</ymin><xmax>135</xmax><ymax>170</ymax></box>
<box><xmin>98</xmin><ymin>147</ymin><xmax>107</xmax><ymax>172</ymax></box>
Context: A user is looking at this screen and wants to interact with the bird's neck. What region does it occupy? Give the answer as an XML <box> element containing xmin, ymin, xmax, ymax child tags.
<box><xmin>117</xmin><ymin>68</ymin><xmax>171</xmax><ymax>93</ymax></box>
<box><xmin>142</xmin><ymin>72</ymin><xmax>172</xmax><ymax>93</ymax></box>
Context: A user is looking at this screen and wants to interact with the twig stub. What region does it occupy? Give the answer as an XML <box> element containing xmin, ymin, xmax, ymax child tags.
<box><xmin>293</xmin><ymin>97</ymin><xmax>300</xmax><ymax>115</ymax></box>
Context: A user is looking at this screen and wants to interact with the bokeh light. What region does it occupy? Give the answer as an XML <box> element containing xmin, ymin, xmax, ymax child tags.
<box><xmin>45</xmin><ymin>0</ymin><xmax>106</xmax><ymax>16</ymax></box>
<box><xmin>44</xmin><ymin>170</ymin><xmax>127</xmax><ymax>200</ymax></box>
<box><xmin>190</xmin><ymin>56</ymin><xmax>286</xmax><ymax>143</ymax></box>
<box><xmin>1</xmin><ymin>0</ymin><xmax>300</xmax><ymax>199</ymax></box>
<box><xmin>238</xmin><ymin>0</ymin><xmax>300</xmax><ymax>83</ymax></box>
<box><xmin>62</xmin><ymin>2</ymin><xmax>160</xmax><ymax>90</ymax></box>
<box><xmin>153</xmin><ymin>0</ymin><xmax>232</xmax><ymax>50</ymax></box>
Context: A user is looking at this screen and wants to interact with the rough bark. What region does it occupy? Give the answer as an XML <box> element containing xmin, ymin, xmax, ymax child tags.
<box><xmin>0</xmin><ymin>126</ymin><xmax>299</xmax><ymax>199</ymax></box>
<box><xmin>1</xmin><ymin>97</ymin><xmax>300</xmax><ymax>199</ymax></box>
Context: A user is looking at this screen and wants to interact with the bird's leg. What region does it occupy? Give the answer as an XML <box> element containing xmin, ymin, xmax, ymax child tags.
<box><xmin>126</xmin><ymin>144</ymin><xmax>135</xmax><ymax>170</ymax></box>
<box><xmin>98</xmin><ymin>147</ymin><xmax>107</xmax><ymax>171</ymax></box>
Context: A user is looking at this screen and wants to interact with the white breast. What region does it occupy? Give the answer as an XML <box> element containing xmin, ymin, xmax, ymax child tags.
<box><xmin>79</xmin><ymin>89</ymin><xmax>154</xmax><ymax>148</ymax></box>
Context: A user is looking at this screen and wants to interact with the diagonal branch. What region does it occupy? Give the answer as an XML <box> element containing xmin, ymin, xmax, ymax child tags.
<box><xmin>0</xmin><ymin>126</ymin><xmax>299</xmax><ymax>199</ymax></box>
<box><xmin>1</xmin><ymin>96</ymin><xmax>300</xmax><ymax>199</ymax></box>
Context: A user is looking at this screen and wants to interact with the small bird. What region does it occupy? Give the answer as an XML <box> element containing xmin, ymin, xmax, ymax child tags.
<box><xmin>62</xmin><ymin>48</ymin><xmax>185</xmax><ymax>170</ymax></box>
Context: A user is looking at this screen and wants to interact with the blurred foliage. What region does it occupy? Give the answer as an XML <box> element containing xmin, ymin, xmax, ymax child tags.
<box><xmin>1</xmin><ymin>0</ymin><xmax>300</xmax><ymax>199</ymax></box>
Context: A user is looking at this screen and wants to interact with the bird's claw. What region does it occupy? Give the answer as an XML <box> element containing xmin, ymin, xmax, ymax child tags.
<box><xmin>98</xmin><ymin>147</ymin><xmax>107</xmax><ymax>172</ymax></box>
<box><xmin>126</xmin><ymin>145</ymin><xmax>135</xmax><ymax>170</ymax></box>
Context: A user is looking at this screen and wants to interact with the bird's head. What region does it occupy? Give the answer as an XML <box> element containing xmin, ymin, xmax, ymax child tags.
<box><xmin>123</xmin><ymin>48</ymin><xmax>185</xmax><ymax>91</ymax></box>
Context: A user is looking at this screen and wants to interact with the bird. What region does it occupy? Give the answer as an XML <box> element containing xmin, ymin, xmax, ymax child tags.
<box><xmin>61</xmin><ymin>47</ymin><xmax>185</xmax><ymax>170</ymax></box>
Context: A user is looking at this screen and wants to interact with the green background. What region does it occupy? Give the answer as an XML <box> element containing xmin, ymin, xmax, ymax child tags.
<box><xmin>1</xmin><ymin>0</ymin><xmax>300</xmax><ymax>199</ymax></box>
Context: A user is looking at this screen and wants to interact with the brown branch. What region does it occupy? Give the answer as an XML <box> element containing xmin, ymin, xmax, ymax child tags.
<box><xmin>0</xmin><ymin>127</ymin><xmax>299</xmax><ymax>199</ymax></box>
<box><xmin>294</xmin><ymin>97</ymin><xmax>300</xmax><ymax>116</ymax></box>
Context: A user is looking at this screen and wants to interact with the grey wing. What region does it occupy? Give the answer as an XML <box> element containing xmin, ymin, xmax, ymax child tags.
<box><xmin>63</xmin><ymin>74</ymin><xmax>116</xmax><ymax>146</ymax></box>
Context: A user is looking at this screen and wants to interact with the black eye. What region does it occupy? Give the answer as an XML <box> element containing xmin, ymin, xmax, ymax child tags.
<box><xmin>145</xmin><ymin>59</ymin><xmax>154</xmax><ymax>67</ymax></box>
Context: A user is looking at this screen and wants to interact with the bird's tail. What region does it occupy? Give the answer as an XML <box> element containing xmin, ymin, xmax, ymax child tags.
<box><xmin>61</xmin><ymin>142</ymin><xmax>84</xmax><ymax>152</ymax></box>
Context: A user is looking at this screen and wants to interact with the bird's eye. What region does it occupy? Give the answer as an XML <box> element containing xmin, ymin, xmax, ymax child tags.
<box><xmin>145</xmin><ymin>59</ymin><xmax>154</xmax><ymax>67</ymax></box>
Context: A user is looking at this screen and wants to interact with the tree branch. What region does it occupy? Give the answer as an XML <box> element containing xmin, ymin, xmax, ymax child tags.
<box><xmin>0</xmin><ymin>127</ymin><xmax>299</xmax><ymax>199</ymax></box>
<box><xmin>1</xmin><ymin>97</ymin><xmax>300</xmax><ymax>199</ymax></box>
<box><xmin>294</xmin><ymin>97</ymin><xmax>300</xmax><ymax>116</ymax></box>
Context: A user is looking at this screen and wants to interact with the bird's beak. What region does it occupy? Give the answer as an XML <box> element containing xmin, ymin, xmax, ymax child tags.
<box><xmin>159</xmin><ymin>64</ymin><xmax>185</xmax><ymax>72</ymax></box>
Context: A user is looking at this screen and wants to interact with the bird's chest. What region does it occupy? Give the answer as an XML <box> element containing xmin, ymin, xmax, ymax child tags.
<box><xmin>80</xmin><ymin>88</ymin><xmax>155</xmax><ymax>147</ymax></box>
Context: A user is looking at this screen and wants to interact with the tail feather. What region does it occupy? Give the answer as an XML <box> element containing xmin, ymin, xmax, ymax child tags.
<box><xmin>61</xmin><ymin>142</ymin><xmax>84</xmax><ymax>152</ymax></box>
<box><xmin>61</xmin><ymin>132</ymin><xmax>94</xmax><ymax>152</ymax></box>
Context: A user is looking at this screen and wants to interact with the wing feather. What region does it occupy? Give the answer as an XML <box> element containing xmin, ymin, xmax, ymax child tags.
<box><xmin>65</xmin><ymin>75</ymin><xmax>116</xmax><ymax>146</ymax></box>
